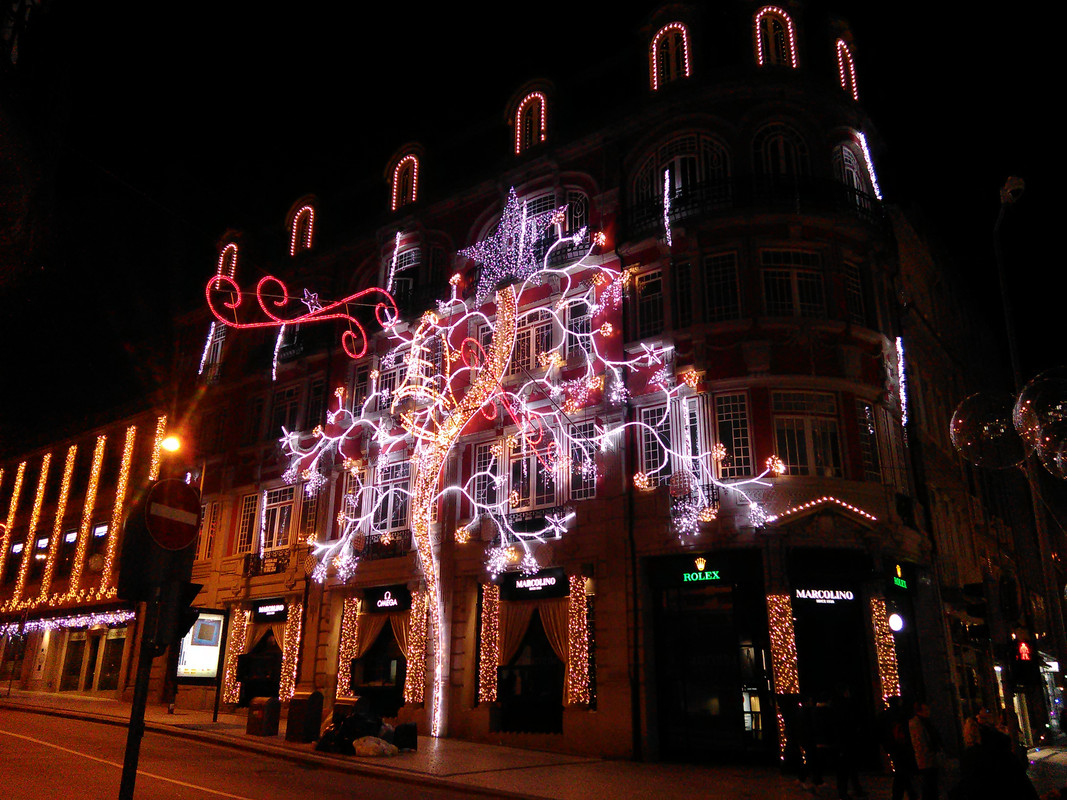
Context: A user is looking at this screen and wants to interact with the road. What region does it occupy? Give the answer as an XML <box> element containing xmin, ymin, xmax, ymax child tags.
<box><xmin>0</xmin><ymin>708</ymin><xmax>473</xmax><ymax>800</ymax></box>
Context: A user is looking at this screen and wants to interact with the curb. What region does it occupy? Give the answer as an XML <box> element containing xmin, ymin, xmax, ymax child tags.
<box><xmin>0</xmin><ymin>700</ymin><xmax>545</xmax><ymax>800</ymax></box>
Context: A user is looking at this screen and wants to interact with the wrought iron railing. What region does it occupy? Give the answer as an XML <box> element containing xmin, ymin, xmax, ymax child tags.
<box><xmin>352</xmin><ymin>529</ymin><xmax>413</xmax><ymax>561</ymax></box>
<box><xmin>245</xmin><ymin>550</ymin><xmax>290</xmax><ymax>577</ymax></box>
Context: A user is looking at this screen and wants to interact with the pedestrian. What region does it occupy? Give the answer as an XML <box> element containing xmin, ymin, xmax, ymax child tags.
<box><xmin>909</xmin><ymin>700</ymin><xmax>942</xmax><ymax>800</ymax></box>
<box><xmin>797</xmin><ymin>694</ymin><xmax>824</xmax><ymax>793</ymax></box>
<box><xmin>879</xmin><ymin>695</ymin><xmax>917</xmax><ymax>800</ymax></box>
<box><xmin>832</xmin><ymin>686</ymin><xmax>867</xmax><ymax>800</ymax></box>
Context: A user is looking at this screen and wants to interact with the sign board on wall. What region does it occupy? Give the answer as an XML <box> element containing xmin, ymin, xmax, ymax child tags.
<box><xmin>499</xmin><ymin>567</ymin><xmax>569</xmax><ymax>601</ymax></box>
<box><xmin>794</xmin><ymin>588</ymin><xmax>855</xmax><ymax>605</ymax></box>
<box><xmin>251</xmin><ymin>598</ymin><xmax>288</xmax><ymax>623</ymax></box>
<box><xmin>176</xmin><ymin>610</ymin><xmax>226</xmax><ymax>682</ymax></box>
<box><xmin>362</xmin><ymin>585</ymin><xmax>412</xmax><ymax>613</ymax></box>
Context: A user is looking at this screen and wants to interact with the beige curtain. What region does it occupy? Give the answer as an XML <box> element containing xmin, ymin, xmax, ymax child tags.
<box><xmin>354</xmin><ymin>614</ymin><xmax>387</xmax><ymax>659</ymax></box>
<box><xmin>390</xmin><ymin>612</ymin><xmax>411</xmax><ymax>659</ymax></box>
<box><xmin>269</xmin><ymin>622</ymin><xmax>287</xmax><ymax>650</ymax></box>
<box><xmin>539</xmin><ymin>599</ymin><xmax>570</xmax><ymax>695</ymax></box>
<box><xmin>498</xmin><ymin>602</ymin><xmax>535</xmax><ymax>665</ymax></box>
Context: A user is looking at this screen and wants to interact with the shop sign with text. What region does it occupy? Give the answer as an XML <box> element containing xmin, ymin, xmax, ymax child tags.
<box><xmin>795</xmin><ymin>588</ymin><xmax>855</xmax><ymax>605</ymax></box>
<box><xmin>499</xmin><ymin>567</ymin><xmax>569</xmax><ymax>601</ymax></box>
<box><xmin>363</xmin><ymin>585</ymin><xmax>412</xmax><ymax>613</ymax></box>
<box><xmin>252</xmin><ymin>598</ymin><xmax>288</xmax><ymax>623</ymax></box>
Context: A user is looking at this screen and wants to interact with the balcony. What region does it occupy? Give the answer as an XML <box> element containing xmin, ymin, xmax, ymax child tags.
<box><xmin>670</xmin><ymin>483</ymin><xmax>721</xmax><ymax>526</ymax></box>
<box><xmin>625</xmin><ymin>177</ymin><xmax>883</xmax><ymax>239</ymax></box>
<box><xmin>352</xmin><ymin>529</ymin><xmax>413</xmax><ymax>561</ymax></box>
<box><xmin>245</xmin><ymin>551</ymin><xmax>290</xmax><ymax>577</ymax></box>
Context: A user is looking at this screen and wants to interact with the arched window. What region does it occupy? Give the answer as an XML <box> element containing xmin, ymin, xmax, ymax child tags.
<box><xmin>515</xmin><ymin>92</ymin><xmax>547</xmax><ymax>154</ymax></box>
<box><xmin>632</xmin><ymin>133</ymin><xmax>731</xmax><ymax>208</ymax></box>
<box><xmin>755</xmin><ymin>7</ymin><xmax>798</xmax><ymax>68</ymax></box>
<box><xmin>753</xmin><ymin>123</ymin><xmax>809</xmax><ymax>177</ymax></box>
<box><xmin>216</xmin><ymin>243</ymin><xmax>238</xmax><ymax>278</ymax></box>
<box><xmin>833</xmin><ymin>144</ymin><xmax>869</xmax><ymax>210</ymax></box>
<box><xmin>650</xmin><ymin>23</ymin><xmax>691</xmax><ymax>91</ymax></box>
<box><xmin>391</xmin><ymin>155</ymin><xmax>419</xmax><ymax>211</ymax></box>
<box><xmin>835</xmin><ymin>39</ymin><xmax>858</xmax><ymax>100</ymax></box>
<box><xmin>289</xmin><ymin>205</ymin><xmax>314</xmax><ymax>256</ymax></box>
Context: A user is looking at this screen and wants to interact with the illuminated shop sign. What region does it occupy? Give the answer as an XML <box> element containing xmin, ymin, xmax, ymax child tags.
<box><xmin>499</xmin><ymin>566</ymin><xmax>569</xmax><ymax>601</ymax></box>
<box><xmin>892</xmin><ymin>564</ymin><xmax>908</xmax><ymax>590</ymax></box>
<box><xmin>363</xmin><ymin>585</ymin><xmax>412</xmax><ymax>613</ymax></box>
<box><xmin>682</xmin><ymin>557</ymin><xmax>720</xmax><ymax>583</ymax></box>
<box><xmin>795</xmin><ymin>588</ymin><xmax>854</xmax><ymax>604</ymax></box>
<box><xmin>252</xmin><ymin>598</ymin><xmax>288</xmax><ymax>623</ymax></box>
<box><xmin>177</xmin><ymin>610</ymin><xmax>226</xmax><ymax>682</ymax></box>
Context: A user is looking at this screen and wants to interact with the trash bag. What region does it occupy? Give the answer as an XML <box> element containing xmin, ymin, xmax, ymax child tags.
<box><xmin>353</xmin><ymin>736</ymin><xmax>399</xmax><ymax>757</ymax></box>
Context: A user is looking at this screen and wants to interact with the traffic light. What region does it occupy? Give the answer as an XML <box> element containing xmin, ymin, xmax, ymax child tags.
<box><xmin>1011</xmin><ymin>638</ymin><xmax>1041</xmax><ymax>687</ymax></box>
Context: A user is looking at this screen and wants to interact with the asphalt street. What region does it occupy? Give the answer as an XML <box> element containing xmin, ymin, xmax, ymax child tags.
<box><xmin>0</xmin><ymin>707</ymin><xmax>473</xmax><ymax>800</ymax></box>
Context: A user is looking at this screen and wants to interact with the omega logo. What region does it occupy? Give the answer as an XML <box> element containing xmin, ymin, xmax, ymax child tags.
<box><xmin>376</xmin><ymin>590</ymin><xmax>400</xmax><ymax>609</ymax></box>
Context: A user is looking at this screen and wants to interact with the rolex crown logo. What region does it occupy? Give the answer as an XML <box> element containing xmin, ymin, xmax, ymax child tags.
<box><xmin>695</xmin><ymin>557</ymin><xmax>706</xmax><ymax>571</ymax></box>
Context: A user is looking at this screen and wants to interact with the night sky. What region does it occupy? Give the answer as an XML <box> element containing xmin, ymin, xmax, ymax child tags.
<box><xmin>0</xmin><ymin>2</ymin><xmax>1055</xmax><ymax>456</ymax></box>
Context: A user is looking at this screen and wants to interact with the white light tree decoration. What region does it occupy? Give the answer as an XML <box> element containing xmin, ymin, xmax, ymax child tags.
<box><xmin>207</xmin><ymin>187</ymin><xmax>780</xmax><ymax>735</ymax></box>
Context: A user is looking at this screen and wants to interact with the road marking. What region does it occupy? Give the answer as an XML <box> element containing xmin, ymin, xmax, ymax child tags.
<box><xmin>0</xmin><ymin>728</ymin><xmax>258</xmax><ymax>799</ymax></box>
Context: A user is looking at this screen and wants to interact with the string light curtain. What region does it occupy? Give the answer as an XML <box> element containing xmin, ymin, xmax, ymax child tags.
<box><xmin>478</xmin><ymin>584</ymin><xmax>500</xmax><ymax>703</ymax></box>
<box><xmin>222</xmin><ymin>608</ymin><xmax>250</xmax><ymax>704</ymax></box>
<box><xmin>403</xmin><ymin>590</ymin><xmax>428</xmax><ymax>704</ymax></box>
<box><xmin>278</xmin><ymin>601</ymin><xmax>303</xmax><ymax>701</ymax></box>
<box><xmin>870</xmin><ymin>596</ymin><xmax>901</xmax><ymax>704</ymax></box>
<box><xmin>337</xmin><ymin>597</ymin><xmax>361</xmax><ymax>698</ymax></box>
<box><xmin>566</xmin><ymin>575</ymin><xmax>591</xmax><ymax>705</ymax></box>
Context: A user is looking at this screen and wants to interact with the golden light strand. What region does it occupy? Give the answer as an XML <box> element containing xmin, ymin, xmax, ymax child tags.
<box><xmin>566</xmin><ymin>575</ymin><xmax>591</xmax><ymax>705</ymax></box>
<box><xmin>222</xmin><ymin>608</ymin><xmax>250</xmax><ymax>704</ymax></box>
<box><xmin>337</xmin><ymin>597</ymin><xmax>361</xmax><ymax>698</ymax></box>
<box><xmin>67</xmin><ymin>435</ymin><xmax>106</xmax><ymax>596</ymax></box>
<box><xmin>10</xmin><ymin>452</ymin><xmax>52</xmax><ymax>605</ymax></box>
<box><xmin>403</xmin><ymin>590</ymin><xmax>428</xmax><ymax>705</ymax></box>
<box><xmin>767</xmin><ymin>593</ymin><xmax>799</xmax><ymax>695</ymax></box>
<box><xmin>39</xmin><ymin>445</ymin><xmax>77</xmax><ymax>600</ymax></box>
<box><xmin>148</xmin><ymin>415</ymin><xmax>167</xmax><ymax>481</ymax></box>
<box><xmin>870</xmin><ymin>596</ymin><xmax>901</xmax><ymax>704</ymax></box>
<box><xmin>278</xmin><ymin>601</ymin><xmax>303</xmax><ymax>700</ymax></box>
<box><xmin>99</xmin><ymin>425</ymin><xmax>136</xmax><ymax>595</ymax></box>
<box><xmin>0</xmin><ymin>462</ymin><xmax>27</xmax><ymax>587</ymax></box>
<box><xmin>478</xmin><ymin>584</ymin><xmax>500</xmax><ymax>704</ymax></box>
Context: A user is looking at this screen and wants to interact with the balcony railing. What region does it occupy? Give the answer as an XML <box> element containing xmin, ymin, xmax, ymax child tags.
<box><xmin>625</xmin><ymin>177</ymin><xmax>883</xmax><ymax>238</ymax></box>
<box><xmin>352</xmin><ymin>529</ymin><xmax>413</xmax><ymax>561</ymax></box>
<box><xmin>245</xmin><ymin>550</ymin><xmax>290</xmax><ymax>577</ymax></box>
<box><xmin>670</xmin><ymin>483</ymin><xmax>721</xmax><ymax>521</ymax></box>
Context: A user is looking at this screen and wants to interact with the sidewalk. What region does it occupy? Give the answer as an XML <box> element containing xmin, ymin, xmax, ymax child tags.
<box><xmin>0</xmin><ymin>689</ymin><xmax>891</xmax><ymax>800</ymax></box>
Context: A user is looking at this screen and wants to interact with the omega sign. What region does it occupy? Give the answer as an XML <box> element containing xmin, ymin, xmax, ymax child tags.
<box><xmin>795</xmin><ymin>588</ymin><xmax>855</xmax><ymax>605</ymax></box>
<box><xmin>363</xmin><ymin>585</ymin><xmax>412</xmax><ymax>613</ymax></box>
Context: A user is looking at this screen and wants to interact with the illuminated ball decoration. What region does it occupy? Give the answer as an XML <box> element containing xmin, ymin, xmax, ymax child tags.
<box><xmin>1014</xmin><ymin>368</ymin><xmax>1067</xmax><ymax>479</ymax></box>
<box><xmin>888</xmin><ymin>612</ymin><xmax>904</xmax><ymax>632</ymax></box>
<box><xmin>950</xmin><ymin>392</ymin><xmax>1025</xmax><ymax>469</ymax></box>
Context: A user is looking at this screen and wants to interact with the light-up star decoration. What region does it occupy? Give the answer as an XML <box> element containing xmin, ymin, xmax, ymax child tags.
<box><xmin>211</xmin><ymin>187</ymin><xmax>785</xmax><ymax>738</ymax></box>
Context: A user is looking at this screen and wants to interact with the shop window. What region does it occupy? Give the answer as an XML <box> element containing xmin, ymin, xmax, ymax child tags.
<box><xmin>639</xmin><ymin>405</ymin><xmax>671</xmax><ymax>486</ymax></box>
<box><xmin>390</xmin><ymin>154</ymin><xmax>419</xmax><ymax>211</ymax></box>
<box><xmin>715</xmin><ymin>393</ymin><xmax>753</xmax><ymax>478</ymax></box>
<box><xmin>288</xmin><ymin>205</ymin><xmax>314</xmax><ymax>256</ymax></box>
<box><xmin>509</xmin><ymin>444</ymin><xmax>557</xmax><ymax>511</ymax></box>
<box><xmin>510</xmin><ymin>309</ymin><xmax>554</xmax><ymax>376</ymax></box>
<box><xmin>855</xmin><ymin>400</ymin><xmax>882</xmax><ymax>482</ymax></box>
<box><xmin>570</xmin><ymin>421</ymin><xmax>598</xmax><ymax>501</ymax></box>
<box><xmin>761</xmin><ymin>250</ymin><xmax>825</xmax><ymax>318</ymax></box>
<box><xmin>650</xmin><ymin>22</ymin><xmax>691</xmax><ymax>91</ymax></box>
<box><xmin>235</xmin><ymin>493</ymin><xmax>258</xmax><ymax>553</ymax></box>
<box><xmin>262</xmin><ymin>486</ymin><xmax>295</xmax><ymax>551</ymax></box>
<box><xmin>772</xmin><ymin>391</ymin><xmax>842</xmax><ymax>477</ymax></box>
<box><xmin>755</xmin><ymin>7</ymin><xmax>798</xmax><ymax>68</ymax></box>
<box><xmin>635</xmin><ymin>270</ymin><xmax>664</xmax><ymax>340</ymax></box>
<box><xmin>753</xmin><ymin>123</ymin><xmax>809</xmax><ymax>178</ymax></box>
<box><xmin>836</xmin><ymin>39</ymin><xmax>858</xmax><ymax>100</ymax></box>
<box><xmin>496</xmin><ymin>609</ymin><xmax>564</xmax><ymax>734</ymax></box>
<box><xmin>705</xmin><ymin>252</ymin><xmax>741</xmax><ymax>322</ymax></box>
<box><xmin>372</xmin><ymin>462</ymin><xmax>410</xmax><ymax>532</ymax></box>
<box><xmin>515</xmin><ymin>92</ymin><xmax>547</xmax><ymax>154</ymax></box>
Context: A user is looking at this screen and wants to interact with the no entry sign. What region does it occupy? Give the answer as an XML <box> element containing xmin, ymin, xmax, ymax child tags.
<box><xmin>144</xmin><ymin>480</ymin><xmax>201</xmax><ymax>551</ymax></box>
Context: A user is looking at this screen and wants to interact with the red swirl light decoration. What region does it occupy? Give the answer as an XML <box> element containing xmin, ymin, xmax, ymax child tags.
<box><xmin>205</xmin><ymin>274</ymin><xmax>398</xmax><ymax>359</ymax></box>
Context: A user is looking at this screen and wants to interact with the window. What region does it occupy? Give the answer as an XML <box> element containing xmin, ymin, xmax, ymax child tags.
<box><xmin>515</xmin><ymin>92</ymin><xmax>547</xmax><ymax>154</ymax></box>
<box><xmin>377</xmin><ymin>351</ymin><xmax>404</xmax><ymax>407</ymax></box>
<box><xmin>289</xmin><ymin>205</ymin><xmax>314</xmax><ymax>256</ymax></box>
<box><xmin>650</xmin><ymin>23</ymin><xmax>691</xmax><ymax>90</ymax></box>
<box><xmin>271</xmin><ymin>385</ymin><xmax>300</xmax><ymax>433</ymax></box>
<box><xmin>57</xmin><ymin>529</ymin><xmax>78</xmax><ymax>576</ymax></box>
<box><xmin>510</xmin><ymin>309</ymin><xmax>554</xmax><ymax>376</ymax></box>
<box><xmin>391</xmin><ymin>154</ymin><xmax>419</xmax><ymax>211</ymax></box>
<box><xmin>772</xmin><ymin>392</ymin><xmax>842</xmax><ymax>478</ymax></box>
<box><xmin>474</xmin><ymin>441</ymin><xmax>501</xmax><ymax>507</ymax></box>
<box><xmin>842</xmin><ymin>262</ymin><xmax>867</xmax><ymax>326</ymax></box>
<box><xmin>298</xmin><ymin>487</ymin><xmax>319</xmax><ymax>541</ymax></box>
<box><xmin>636</xmin><ymin>270</ymin><xmax>664</xmax><ymax>340</ymax></box>
<box><xmin>196</xmin><ymin>501</ymin><xmax>221</xmax><ymax>562</ymax></box>
<box><xmin>569</xmin><ymin>422</ymin><xmax>597</xmax><ymax>501</ymax></box>
<box><xmin>671</xmin><ymin>261</ymin><xmax>693</xmax><ymax>329</ymax></box>
<box><xmin>835</xmin><ymin>39</ymin><xmax>858</xmax><ymax>100</ymax></box>
<box><xmin>29</xmin><ymin>533</ymin><xmax>49</xmax><ymax>581</ymax></box>
<box><xmin>88</xmin><ymin>522</ymin><xmax>109</xmax><ymax>559</ymax></box>
<box><xmin>761</xmin><ymin>250</ymin><xmax>824</xmax><ymax>318</ymax></box>
<box><xmin>715</xmin><ymin>394</ymin><xmax>752</xmax><ymax>478</ymax></box>
<box><xmin>754</xmin><ymin>124</ymin><xmax>809</xmax><ymax>178</ymax></box>
<box><xmin>198</xmin><ymin>322</ymin><xmax>226</xmax><ymax>382</ymax></box>
<box><xmin>236</xmin><ymin>494</ymin><xmax>258</xmax><ymax>553</ymax></box>
<box><xmin>855</xmin><ymin>400</ymin><xmax>881</xmax><ymax>482</ymax></box>
<box><xmin>705</xmin><ymin>252</ymin><xmax>741</xmax><ymax>322</ymax></box>
<box><xmin>306</xmin><ymin>378</ymin><xmax>326</xmax><ymax>430</ymax></box>
<box><xmin>755</xmin><ymin>7</ymin><xmax>798</xmax><ymax>68</ymax></box>
<box><xmin>262</xmin><ymin>486</ymin><xmax>295</xmax><ymax>551</ymax></box>
<box><xmin>566</xmin><ymin>301</ymin><xmax>593</xmax><ymax>359</ymax></box>
<box><xmin>352</xmin><ymin>365</ymin><xmax>370</xmax><ymax>409</ymax></box>
<box><xmin>373</xmin><ymin>463</ymin><xmax>410</xmax><ymax>531</ymax></box>
<box><xmin>565</xmin><ymin>191</ymin><xmax>588</xmax><ymax>233</ymax></box>
<box><xmin>639</xmin><ymin>405</ymin><xmax>671</xmax><ymax>485</ymax></box>
<box><xmin>632</xmin><ymin>134</ymin><xmax>731</xmax><ymax>212</ymax></box>
<box><xmin>509</xmin><ymin>444</ymin><xmax>556</xmax><ymax>510</ymax></box>
<box><xmin>833</xmin><ymin>145</ymin><xmax>871</xmax><ymax>212</ymax></box>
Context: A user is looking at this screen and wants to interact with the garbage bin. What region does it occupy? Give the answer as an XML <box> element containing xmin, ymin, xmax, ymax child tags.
<box><xmin>285</xmin><ymin>690</ymin><xmax>324</xmax><ymax>742</ymax></box>
<box><xmin>247</xmin><ymin>696</ymin><xmax>280</xmax><ymax>737</ymax></box>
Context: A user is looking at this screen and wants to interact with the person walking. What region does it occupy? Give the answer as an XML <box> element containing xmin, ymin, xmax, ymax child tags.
<box><xmin>910</xmin><ymin>700</ymin><xmax>943</xmax><ymax>800</ymax></box>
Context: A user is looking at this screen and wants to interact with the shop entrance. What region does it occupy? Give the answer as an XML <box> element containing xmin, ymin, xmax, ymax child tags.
<box><xmin>496</xmin><ymin>609</ymin><xmax>564</xmax><ymax>734</ymax></box>
<box><xmin>236</xmin><ymin>631</ymin><xmax>282</xmax><ymax>706</ymax></box>
<box><xmin>350</xmin><ymin>624</ymin><xmax>407</xmax><ymax>718</ymax></box>
<box><xmin>58</xmin><ymin>627</ymin><xmax>128</xmax><ymax>692</ymax></box>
